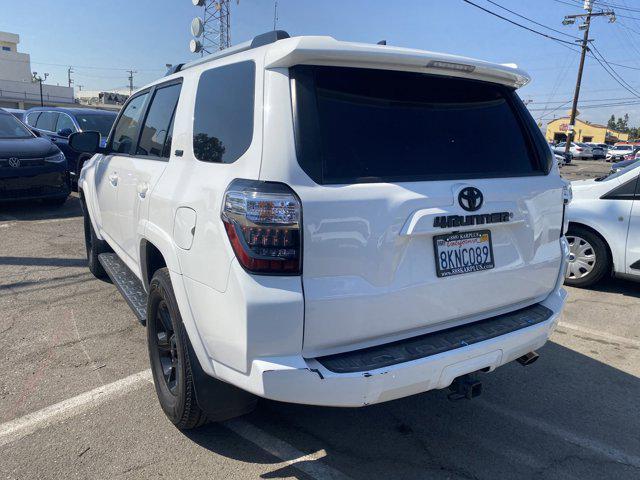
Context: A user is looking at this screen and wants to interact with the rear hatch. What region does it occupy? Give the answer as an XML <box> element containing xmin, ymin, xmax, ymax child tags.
<box><xmin>287</xmin><ymin>65</ymin><xmax>564</xmax><ymax>357</ymax></box>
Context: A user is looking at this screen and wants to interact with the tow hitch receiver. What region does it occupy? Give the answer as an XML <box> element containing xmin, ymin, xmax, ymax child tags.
<box><xmin>447</xmin><ymin>373</ymin><xmax>483</xmax><ymax>401</ymax></box>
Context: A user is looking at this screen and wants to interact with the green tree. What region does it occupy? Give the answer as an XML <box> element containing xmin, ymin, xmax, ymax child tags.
<box><xmin>607</xmin><ymin>114</ymin><xmax>616</xmax><ymax>129</ymax></box>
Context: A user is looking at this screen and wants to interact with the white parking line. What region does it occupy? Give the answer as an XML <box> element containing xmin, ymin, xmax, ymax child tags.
<box><xmin>224</xmin><ymin>419</ymin><xmax>352</xmax><ymax>480</ymax></box>
<box><xmin>0</xmin><ymin>370</ymin><xmax>152</xmax><ymax>448</ymax></box>
<box><xmin>479</xmin><ymin>401</ymin><xmax>640</xmax><ymax>469</ymax></box>
<box><xmin>0</xmin><ymin>370</ymin><xmax>352</xmax><ymax>480</ymax></box>
<box><xmin>557</xmin><ymin>321</ymin><xmax>640</xmax><ymax>349</ymax></box>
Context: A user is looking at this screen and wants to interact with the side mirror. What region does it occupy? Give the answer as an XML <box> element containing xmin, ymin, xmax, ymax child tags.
<box><xmin>69</xmin><ymin>131</ymin><xmax>101</xmax><ymax>154</ymax></box>
<box><xmin>57</xmin><ymin>127</ymin><xmax>73</xmax><ymax>138</ymax></box>
<box><xmin>31</xmin><ymin>129</ymin><xmax>41</xmax><ymax>137</ymax></box>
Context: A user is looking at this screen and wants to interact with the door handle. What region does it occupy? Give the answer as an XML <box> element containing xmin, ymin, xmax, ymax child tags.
<box><xmin>137</xmin><ymin>182</ymin><xmax>149</xmax><ymax>199</ymax></box>
<box><xmin>108</xmin><ymin>172</ymin><xmax>118</xmax><ymax>186</ymax></box>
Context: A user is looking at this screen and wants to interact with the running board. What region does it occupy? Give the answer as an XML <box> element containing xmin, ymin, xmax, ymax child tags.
<box><xmin>98</xmin><ymin>253</ymin><xmax>147</xmax><ymax>325</ymax></box>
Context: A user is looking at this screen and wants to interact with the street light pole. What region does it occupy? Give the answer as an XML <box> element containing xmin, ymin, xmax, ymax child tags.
<box><xmin>32</xmin><ymin>72</ymin><xmax>49</xmax><ymax>107</ymax></box>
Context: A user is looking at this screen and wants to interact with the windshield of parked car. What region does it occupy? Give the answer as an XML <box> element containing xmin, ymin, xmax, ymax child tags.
<box><xmin>291</xmin><ymin>66</ymin><xmax>549</xmax><ymax>184</ymax></box>
<box><xmin>0</xmin><ymin>112</ymin><xmax>34</xmax><ymax>139</ymax></box>
<box><xmin>610</xmin><ymin>145</ymin><xmax>630</xmax><ymax>151</ymax></box>
<box><xmin>75</xmin><ymin>113</ymin><xmax>117</xmax><ymax>138</ymax></box>
<box><xmin>597</xmin><ymin>161</ymin><xmax>640</xmax><ymax>181</ymax></box>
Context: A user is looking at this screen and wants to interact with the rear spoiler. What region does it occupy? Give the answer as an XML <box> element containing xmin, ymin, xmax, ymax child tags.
<box><xmin>264</xmin><ymin>36</ymin><xmax>530</xmax><ymax>89</ymax></box>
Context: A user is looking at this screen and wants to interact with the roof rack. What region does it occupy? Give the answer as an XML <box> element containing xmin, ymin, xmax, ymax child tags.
<box><xmin>167</xmin><ymin>30</ymin><xmax>290</xmax><ymax>76</ymax></box>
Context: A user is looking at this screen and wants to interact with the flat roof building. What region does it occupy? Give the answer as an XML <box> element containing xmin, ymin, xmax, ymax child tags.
<box><xmin>0</xmin><ymin>31</ymin><xmax>74</xmax><ymax>109</ymax></box>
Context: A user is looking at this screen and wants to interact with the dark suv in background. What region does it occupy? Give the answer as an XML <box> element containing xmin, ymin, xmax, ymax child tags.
<box><xmin>25</xmin><ymin>107</ymin><xmax>117</xmax><ymax>187</ymax></box>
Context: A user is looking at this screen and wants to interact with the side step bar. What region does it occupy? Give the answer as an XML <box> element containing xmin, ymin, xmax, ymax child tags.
<box><xmin>98</xmin><ymin>253</ymin><xmax>147</xmax><ymax>325</ymax></box>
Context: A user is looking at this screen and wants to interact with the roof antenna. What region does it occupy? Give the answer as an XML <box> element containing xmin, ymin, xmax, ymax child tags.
<box><xmin>377</xmin><ymin>40</ymin><xmax>387</xmax><ymax>45</ymax></box>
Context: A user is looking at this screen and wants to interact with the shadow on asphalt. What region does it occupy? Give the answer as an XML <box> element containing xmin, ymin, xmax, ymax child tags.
<box><xmin>576</xmin><ymin>276</ymin><xmax>640</xmax><ymax>299</ymax></box>
<box><xmin>0</xmin><ymin>256</ymin><xmax>87</xmax><ymax>268</ymax></box>
<box><xmin>0</xmin><ymin>195</ymin><xmax>81</xmax><ymax>221</ymax></box>
<box><xmin>183</xmin><ymin>342</ymin><xmax>640</xmax><ymax>480</ymax></box>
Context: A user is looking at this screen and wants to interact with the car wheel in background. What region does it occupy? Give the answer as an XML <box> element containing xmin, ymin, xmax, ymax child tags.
<box><xmin>565</xmin><ymin>226</ymin><xmax>610</xmax><ymax>287</ymax></box>
<box><xmin>147</xmin><ymin>268</ymin><xmax>208</xmax><ymax>430</ymax></box>
<box><xmin>82</xmin><ymin>202</ymin><xmax>109</xmax><ymax>278</ymax></box>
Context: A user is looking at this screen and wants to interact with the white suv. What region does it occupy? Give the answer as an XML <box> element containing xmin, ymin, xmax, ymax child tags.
<box><xmin>71</xmin><ymin>31</ymin><xmax>569</xmax><ymax>429</ymax></box>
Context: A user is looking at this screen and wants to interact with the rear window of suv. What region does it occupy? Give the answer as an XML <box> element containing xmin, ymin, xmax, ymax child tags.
<box><xmin>291</xmin><ymin>66</ymin><xmax>550</xmax><ymax>184</ymax></box>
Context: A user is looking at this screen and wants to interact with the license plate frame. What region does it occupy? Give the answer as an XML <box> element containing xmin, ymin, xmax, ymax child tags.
<box><xmin>433</xmin><ymin>230</ymin><xmax>495</xmax><ymax>278</ymax></box>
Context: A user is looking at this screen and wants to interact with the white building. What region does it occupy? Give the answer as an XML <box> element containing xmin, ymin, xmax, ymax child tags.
<box><xmin>0</xmin><ymin>31</ymin><xmax>74</xmax><ymax>109</ymax></box>
<box><xmin>76</xmin><ymin>88</ymin><xmax>129</xmax><ymax>110</ymax></box>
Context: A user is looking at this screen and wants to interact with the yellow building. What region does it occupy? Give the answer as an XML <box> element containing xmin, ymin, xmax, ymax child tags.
<box><xmin>545</xmin><ymin>117</ymin><xmax>629</xmax><ymax>144</ymax></box>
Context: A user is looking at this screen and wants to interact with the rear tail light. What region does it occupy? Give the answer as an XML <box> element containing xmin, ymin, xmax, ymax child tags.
<box><xmin>222</xmin><ymin>179</ymin><xmax>302</xmax><ymax>275</ymax></box>
<box><xmin>576</xmin><ymin>147</ymin><xmax>583</xmax><ymax>152</ymax></box>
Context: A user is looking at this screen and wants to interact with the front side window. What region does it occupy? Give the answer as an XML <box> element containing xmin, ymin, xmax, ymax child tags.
<box><xmin>0</xmin><ymin>113</ymin><xmax>33</xmax><ymax>139</ymax></box>
<box><xmin>193</xmin><ymin>61</ymin><xmax>255</xmax><ymax>163</ymax></box>
<box><xmin>35</xmin><ymin>111</ymin><xmax>59</xmax><ymax>132</ymax></box>
<box><xmin>111</xmin><ymin>93</ymin><xmax>148</xmax><ymax>155</ymax></box>
<box><xmin>291</xmin><ymin>66</ymin><xmax>549</xmax><ymax>184</ymax></box>
<box><xmin>137</xmin><ymin>82</ymin><xmax>182</xmax><ymax>158</ymax></box>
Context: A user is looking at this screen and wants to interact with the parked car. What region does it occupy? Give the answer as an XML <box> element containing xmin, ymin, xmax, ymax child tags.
<box><xmin>606</xmin><ymin>144</ymin><xmax>636</xmax><ymax>162</ymax></box>
<box><xmin>623</xmin><ymin>146</ymin><xmax>640</xmax><ymax>160</ymax></box>
<box><xmin>71</xmin><ymin>31</ymin><xmax>569</xmax><ymax>429</ymax></box>
<box><xmin>24</xmin><ymin>107</ymin><xmax>117</xmax><ymax>187</ymax></box>
<box><xmin>0</xmin><ymin>109</ymin><xmax>69</xmax><ymax>205</ymax></box>
<box><xmin>1</xmin><ymin>108</ymin><xmax>26</xmax><ymax>122</ymax></box>
<box><xmin>556</xmin><ymin>141</ymin><xmax>593</xmax><ymax>159</ymax></box>
<box><xmin>580</xmin><ymin>142</ymin><xmax>605</xmax><ymax>159</ymax></box>
<box><xmin>566</xmin><ymin>161</ymin><xmax>640</xmax><ymax>286</ymax></box>
<box><xmin>550</xmin><ymin>145</ymin><xmax>572</xmax><ymax>164</ymax></box>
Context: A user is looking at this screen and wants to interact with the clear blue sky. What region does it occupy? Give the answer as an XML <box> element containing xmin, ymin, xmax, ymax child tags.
<box><xmin>2</xmin><ymin>0</ymin><xmax>640</xmax><ymax>127</ymax></box>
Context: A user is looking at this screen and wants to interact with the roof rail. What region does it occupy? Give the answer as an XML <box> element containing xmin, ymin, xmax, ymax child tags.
<box><xmin>175</xmin><ymin>30</ymin><xmax>291</xmax><ymax>75</ymax></box>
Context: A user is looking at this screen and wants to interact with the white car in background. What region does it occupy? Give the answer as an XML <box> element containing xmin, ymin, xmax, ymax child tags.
<box><xmin>565</xmin><ymin>162</ymin><xmax>640</xmax><ymax>287</ymax></box>
<box><xmin>556</xmin><ymin>141</ymin><xmax>593</xmax><ymax>159</ymax></box>
<box><xmin>606</xmin><ymin>144</ymin><xmax>636</xmax><ymax>162</ymax></box>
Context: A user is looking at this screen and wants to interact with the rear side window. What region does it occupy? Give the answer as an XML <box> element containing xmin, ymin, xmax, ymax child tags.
<box><xmin>111</xmin><ymin>93</ymin><xmax>149</xmax><ymax>155</ymax></box>
<box><xmin>35</xmin><ymin>111</ymin><xmax>59</xmax><ymax>132</ymax></box>
<box><xmin>137</xmin><ymin>82</ymin><xmax>182</xmax><ymax>158</ymax></box>
<box><xmin>25</xmin><ymin>112</ymin><xmax>41</xmax><ymax>127</ymax></box>
<box><xmin>291</xmin><ymin>66</ymin><xmax>549</xmax><ymax>184</ymax></box>
<box><xmin>193</xmin><ymin>61</ymin><xmax>255</xmax><ymax>163</ymax></box>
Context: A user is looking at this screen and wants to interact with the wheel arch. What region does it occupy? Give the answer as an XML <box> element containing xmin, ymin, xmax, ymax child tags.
<box><xmin>567</xmin><ymin>221</ymin><xmax>615</xmax><ymax>273</ymax></box>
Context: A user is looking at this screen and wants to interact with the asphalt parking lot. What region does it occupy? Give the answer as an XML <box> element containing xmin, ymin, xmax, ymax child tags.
<box><xmin>1</xmin><ymin>160</ymin><xmax>639</xmax><ymax>480</ymax></box>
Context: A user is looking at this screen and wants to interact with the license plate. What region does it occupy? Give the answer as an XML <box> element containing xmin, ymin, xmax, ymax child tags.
<box><xmin>433</xmin><ymin>230</ymin><xmax>494</xmax><ymax>278</ymax></box>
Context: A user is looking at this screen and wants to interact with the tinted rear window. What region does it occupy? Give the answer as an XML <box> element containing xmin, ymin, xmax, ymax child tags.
<box><xmin>291</xmin><ymin>66</ymin><xmax>549</xmax><ymax>184</ymax></box>
<box><xmin>193</xmin><ymin>61</ymin><xmax>255</xmax><ymax>163</ymax></box>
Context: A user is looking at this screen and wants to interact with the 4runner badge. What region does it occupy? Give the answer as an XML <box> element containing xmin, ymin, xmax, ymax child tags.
<box><xmin>433</xmin><ymin>212</ymin><xmax>513</xmax><ymax>229</ymax></box>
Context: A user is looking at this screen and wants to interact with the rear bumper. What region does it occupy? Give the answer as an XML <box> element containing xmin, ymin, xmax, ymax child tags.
<box><xmin>209</xmin><ymin>286</ymin><xmax>567</xmax><ymax>407</ymax></box>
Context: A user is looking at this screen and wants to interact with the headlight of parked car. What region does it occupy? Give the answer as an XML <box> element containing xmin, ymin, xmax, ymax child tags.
<box><xmin>44</xmin><ymin>152</ymin><xmax>66</xmax><ymax>163</ymax></box>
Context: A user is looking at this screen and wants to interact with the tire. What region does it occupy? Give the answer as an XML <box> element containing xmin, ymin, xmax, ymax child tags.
<box><xmin>147</xmin><ymin>268</ymin><xmax>208</xmax><ymax>430</ymax></box>
<box><xmin>565</xmin><ymin>226</ymin><xmax>610</xmax><ymax>288</ymax></box>
<box><xmin>82</xmin><ymin>202</ymin><xmax>109</xmax><ymax>279</ymax></box>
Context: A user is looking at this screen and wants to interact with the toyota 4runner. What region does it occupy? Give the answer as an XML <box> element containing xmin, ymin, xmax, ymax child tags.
<box><xmin>71</xmin><ymin>31</ymin><xmax>570</xmax><ymax>429</ymax></box>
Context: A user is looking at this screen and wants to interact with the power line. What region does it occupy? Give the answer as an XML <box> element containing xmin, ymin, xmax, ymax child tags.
<box><xmin>589</xmin><ymin>43</ymin><xmax>640</xmax><ymax>98</ymax></box>
<box><xmin>461</xmin><ymin>0</ymin><xmax>579</xmax><ymax>46</ymax></box>
<box><xmin>483</xmin><ymin>0</ymin><xmax>581</xmax><ymax>39</ymax></box>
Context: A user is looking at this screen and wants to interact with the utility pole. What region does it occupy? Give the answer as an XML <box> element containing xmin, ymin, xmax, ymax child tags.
<box><xmin>32</xmin><ymin>72</ymin><xmax>49</xmax><ymax>107</ymax></box>
<box><xmin>127</xmin><ymin>70</ymin><xmax>137</xmax><ymax>95</ymax></box>
<box><xmin>562</xmin><ymin>0</ymin><xmax>616</xmax><ymax>156</ymax></box>
<box><xmin>273</xmin><ymin>0</ymin><xmax>278</xmax><ymax>30</ymax></box>
<box><xmin>67</xmin><ymin>66</ymin><xmax>74</xmax><ymax>88</ymax></box>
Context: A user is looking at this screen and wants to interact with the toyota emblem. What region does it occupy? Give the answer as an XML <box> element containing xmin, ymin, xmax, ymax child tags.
<box><xmin>8</xmin><ymin>157</ymin><xmax>20</xmax><ymax>168</ymax></box>
<box><xmin>458</xmin><ymin>187</ymin><xmax>483</xmax><ymax>212</ymax></box>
